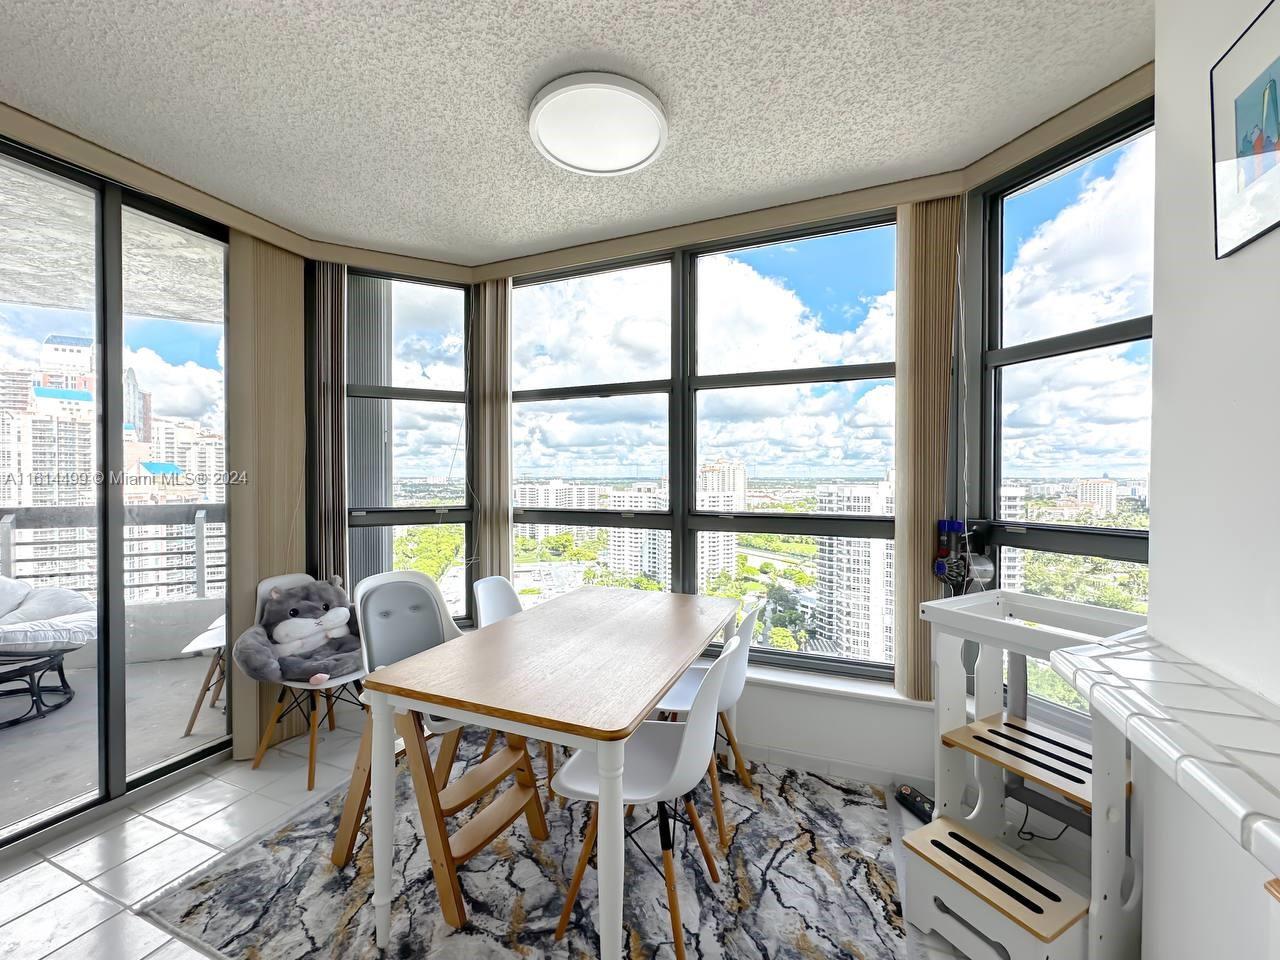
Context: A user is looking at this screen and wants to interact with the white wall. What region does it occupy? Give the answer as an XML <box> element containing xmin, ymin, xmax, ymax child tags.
<box><xmin>1145</xmin><ymin>2</ymin><xmax>1280</xmax><ymax>952</ymax></box>
<box><xmin>1149</xmin><ymin>0</ymin><xmax>1280</xmax><ymax>702</ymax></box>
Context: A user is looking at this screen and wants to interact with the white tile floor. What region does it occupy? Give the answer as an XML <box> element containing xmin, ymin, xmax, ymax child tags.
<box><xmin>0</xmin><ymin>707</ymin><xmax>364</xmax><ymax>960</ymax></box>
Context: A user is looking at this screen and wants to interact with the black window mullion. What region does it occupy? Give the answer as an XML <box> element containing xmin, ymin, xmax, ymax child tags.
<box><xmin>99</xmin><ymin>184</ymin><xmax>127</xmax><ymax>801</ymax></box>
<box><xmin>669</xmin><ymin>250</ymin><xmax>688</xmax><ymax>593</ymax></box>
<box><xmin>511</xmin><ymin>379</ymin><xmax>671</xmax><ymax>403</ymax></box>
<box><xmin>346</xmin><ymin>384</ymin><xmax>465</xmax><ymax>404</ymax></box>
<box><xmin>691</xmin><ymin>361</ymin><xmax>895</xmax><ymax>391</ymax></box>
<box><xmin>986</xmin><ymin>318</ymin><xmax>1151</xmax><ymax>369</ymax></box>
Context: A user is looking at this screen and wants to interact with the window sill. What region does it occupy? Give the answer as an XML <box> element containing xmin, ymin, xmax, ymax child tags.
<box><xmin>710</xmin><ymin>660</ymin><xmax>928</xmax><ymax>709</ymax></box>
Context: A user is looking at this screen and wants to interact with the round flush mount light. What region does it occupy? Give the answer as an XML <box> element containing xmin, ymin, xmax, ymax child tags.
<box><xmin>529</xmin><ymin>72</ymin><xmax>667</xmax><ymax>176</ymax></box>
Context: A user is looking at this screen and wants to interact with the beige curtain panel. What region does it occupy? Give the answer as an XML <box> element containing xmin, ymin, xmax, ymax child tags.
<box><xmin>471</xmin><ymin>277</ymin><xmax>514</xmax><ymax>581</ymax></box>
<box><xmin>310</xmin><ymin>261</ymin><xmax>348</xmax><ymax>585</ymax></box>
<box><xmin>894</xmin><ymin>196</ymin><xmax>962</xmax><ymax>701</ymax></box>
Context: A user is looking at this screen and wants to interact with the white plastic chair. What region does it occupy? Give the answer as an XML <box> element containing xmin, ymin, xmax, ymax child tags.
<box><xmin>551</xmin><ymin>635</ymin><xmax>740</xmax><ymax>954</ymax></box>
<box><xmin>473</xmin><ymin>575</ymin><xmax>523</xmax><ymax>627</ymax></box>
<box><xmin>250</xmin><ymin>574</ymin><xmax>368</xmax><ymax>790</ymax></box>
<box><xmin>653</xmin><ymin>602</ymin><xmax>761</xmax><ymax>845</ymax></box>
<box><xmin>471</xmin><ymin>575</ymin><xmax>560</xmax><ymax>804</ymax></box>
<box><xmin>352</xmin><ymin>570</ymin><xmax>466</xmax><ymax>753</ymax></box>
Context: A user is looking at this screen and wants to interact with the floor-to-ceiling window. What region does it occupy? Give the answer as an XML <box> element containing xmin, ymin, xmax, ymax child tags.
<box><xmin>511</xmin><ymin>262</ymin><xmax>674</xmax><ymax>606</ymax></box>
<box><xmin>691</xmin><ymin>224</ymin><xmax>897</xmax><ymax>671</ymax></box>
<box><xmin>345</xmin><ymin>273</ymin><xmax>472</xmax><ymax>619</ymax></box>
<box><xmin>971</xmin><ymin>104</ymin><xmax>1154</xmax><ymax>712</ymax></box>
<box><xmin>120</xmin><ymin>207</ymin><xmax>229</xmax><ymax>776</ymax></box>
<box><xmin>0</xmin><ymin>144</ymin><xmax>229</xmax><ymax>843</ymax></box>
<box><xmin>509</xmin><ymin>216</ymin><xmax>897</xmax><ymax>677</ymax></box>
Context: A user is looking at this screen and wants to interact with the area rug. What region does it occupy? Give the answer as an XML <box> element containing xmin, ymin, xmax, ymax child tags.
<box><xmin>143</xmin><ymin>734</ymin><xmax>907</xmax><ymax>959</ymax></box>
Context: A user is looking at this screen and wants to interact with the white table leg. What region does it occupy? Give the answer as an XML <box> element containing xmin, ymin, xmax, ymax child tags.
<box><xmin>596</xmin><ymin>738</ymin><xmax>625</xmax><ymax>960</ymax></box>
<box><xmin>370</xmin><ymin>693</ymin><xmax>395</xmax><ymax>948</ymax></box>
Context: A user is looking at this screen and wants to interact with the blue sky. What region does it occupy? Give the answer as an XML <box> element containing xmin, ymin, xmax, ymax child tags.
<box><xmin>728</xmin><ymin>224</ymin><xmax>896</xmax><ymax>335</ymax></box>
<box><xmin>0</xmin><ymin>304</ymin><xmax>223</xmax><ymax>372</ymax></box>
<box><xmin>1002</xmin><ymin>142</ymin><xmax>1125</xmax><ymax>273</ymax></box>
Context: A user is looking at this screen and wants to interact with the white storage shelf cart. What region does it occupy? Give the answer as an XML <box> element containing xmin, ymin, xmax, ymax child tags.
<box><xmin>905</xmin><ymin>590</ymin><xmax>1146</xmax><ymax>960</ymax></box>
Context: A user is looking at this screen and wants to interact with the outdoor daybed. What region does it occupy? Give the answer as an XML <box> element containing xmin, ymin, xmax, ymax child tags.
<box><xmin>0</xmin><ymin>575</ymin><xmax>96</xmax><ymax>729</ymax></box>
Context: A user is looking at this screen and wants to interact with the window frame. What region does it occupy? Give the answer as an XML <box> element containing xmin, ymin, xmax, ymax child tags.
<box><xmin>959</xmin><ymin>100</ymin><xmax>1155</xmax><ymax>724</ymax></box>
<box><xmin>0</xmin><ymin>134</ymin><xmax>232</xmax><ymax>846</ymax></box>
<box><xmin>511</xmin><ymin>212</ymin><xmax>898</xmax><ymax>680</ymax></box>
<box><xmin>961</xmin><ymin>98</ymin><xmax>1154</xmax><ymax>568</ymax></box>
<box><xmin>343</xmin><ymin>268</ymin><xmax>475</xmax><ymax>624</ymax></box>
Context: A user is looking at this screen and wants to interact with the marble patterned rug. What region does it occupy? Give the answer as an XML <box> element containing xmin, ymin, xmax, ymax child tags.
<box><xmin>144</xmin><ymin>734</ymin><xmax>907</xmax><ymax>960</ymax></box>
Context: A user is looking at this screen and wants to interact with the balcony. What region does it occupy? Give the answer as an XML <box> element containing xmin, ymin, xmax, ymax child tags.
<box><xmin>0</xmin><ymin>503</ymin><xmax>229</xmax><ymax>838</ymax></box>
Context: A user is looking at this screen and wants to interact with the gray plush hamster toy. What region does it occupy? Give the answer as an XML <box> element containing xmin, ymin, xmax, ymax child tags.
<box><xmin>233</xmin><ymin>576</ymin><xmax>364</xmax><ymax>684</ymax></box>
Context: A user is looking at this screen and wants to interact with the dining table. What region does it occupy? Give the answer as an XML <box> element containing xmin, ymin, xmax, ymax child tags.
<box><xmin>361</xmin><ymin>585</ymin><xmax>739</xmax><ymax>959</ymax></box>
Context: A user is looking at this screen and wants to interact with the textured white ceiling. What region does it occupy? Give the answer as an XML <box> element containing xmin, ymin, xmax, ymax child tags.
<box><xmin>0</xmin><ymin>1</ymin><xmax>1153</xmax><ymax>265</ymax></box>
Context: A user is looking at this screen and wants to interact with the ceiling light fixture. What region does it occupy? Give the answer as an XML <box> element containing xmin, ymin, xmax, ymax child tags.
<box><xmin>529</xmin><ymin>72</ymin><xmax>667</xmax><ymax>176</ymax></box>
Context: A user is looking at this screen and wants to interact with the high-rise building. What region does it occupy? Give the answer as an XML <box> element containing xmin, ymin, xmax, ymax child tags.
<box><xmin>695</xmin><ymin>459</ymin><xmax>746</xmax><ymax>586</ymax></box>
<box><xmin>813</xmin><ymin>474</ymin><xmax>895</xmax><ymax>662</ymax></box>
<box><xmin>0</xmin><ymin>370</ymin><xmax>33</xmax><ymax>412</ymax></box>
<box><xmin>1000</xmin><ymin>485</ymin><xmax>1027</xmax><ymax>592</ymax></box>
<box><xmin>123</xmin><ymin>367</ymin><xmax>153</xmax><ymax>442</ymax></box>
<box><xmin>513</xmin><ymin>479</ymin><xmax>602</xmax><ymax>540</ymax></box>
<box><xmin>1077</xmin><ymin>477</ymin><xmax>1118</xmax><ymax>516</ymax></box>
<box><xmin>607</xmin><ymin>483</ymin><xmax>670</xmax><ymax>586</ymax></box>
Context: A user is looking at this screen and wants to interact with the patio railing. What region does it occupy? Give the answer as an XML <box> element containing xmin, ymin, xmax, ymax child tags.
<box><xmin>0</xmin><ymin>503</ymin><xmax>227</xmax><ymax>602</ymax></box>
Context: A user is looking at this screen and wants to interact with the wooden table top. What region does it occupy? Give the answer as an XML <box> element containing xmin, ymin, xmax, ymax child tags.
<box><xmin>363</xmin><ymin>587</ymin><xmax>739</xmax><ymax>741</ymax></box>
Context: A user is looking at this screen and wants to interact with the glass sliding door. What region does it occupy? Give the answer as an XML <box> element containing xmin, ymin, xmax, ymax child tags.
<box><xmin>0</xmin><ymin>142</ymin><xmax>230</xmax><ymax>846</ymax></box>
<box><xmin>120</xmin><ymin>207</ymin><xmax>228</xmax><ymax>777</ymax></box>
<box><xmin>0</xmin><ymin>153</ymin><xmax>102</xmax><ymax>835</ymax></box>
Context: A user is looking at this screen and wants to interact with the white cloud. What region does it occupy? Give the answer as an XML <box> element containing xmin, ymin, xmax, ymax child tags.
<box><xmin>507</xmin><ymin>252</ymin><xmax>897</xmax><ymax>480</ymax></box>
<box><xmin>124</xmin><ymin>345</ymin><xmax>223</xmax><ymax>427</ymax></box>
<box><xmin>1001</xmin><ymin>345</ymin><xmax>1151</xmax><ymax>477</ymax></box>
<box><xmin>511</xmin><ymin>264</ymin><xmax>671</xmax><ymax>389</ymax></box>
<box><xmin>512</xmin><ymin>395</ymin><xmax>668</xmax><ymax>478</ymax></box>
<box><xmin>697</xmin><ymin>381</ymin><xmax>894</xmax><ymax>478</ymax></box>
<box><xmin>696</xmin><ymin>255</ymin><xmax>894</xmax><ymax>374</ymax></box>
<box><xmin>998</xmin><ymin>132</ymin><xmax>1155</xmax><ymax>479</ymax></box>
<box><xmin>389</xmin><ymin>281</ymin><xmax>466</xmax><ymax>391</ymax></box>
<box><xmin>1003</xmin><ymin>133</ymin><xmax>1154</xmax><ymax>345</ymax></box>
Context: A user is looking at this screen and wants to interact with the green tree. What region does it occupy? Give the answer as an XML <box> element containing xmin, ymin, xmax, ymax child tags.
<box><xmin>393</xmin><ymin>525</ymin><xmax>465</xmax><ymax>581</ymax></box>
<box><xmin>767</xmin><ymin>626</ymin><xmax>799</xmax><ymax>651</ymax></box>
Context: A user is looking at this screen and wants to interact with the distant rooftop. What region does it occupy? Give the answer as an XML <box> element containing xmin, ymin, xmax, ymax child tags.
<box><xmin>44</xmin><ymin>334</ymin><xmax>94</xmax><ymax>347</ymax></box>
<box><xmin>33</xmin><ymin>386</ymin><xmax>92</xmax><ymax>402</ymax></box>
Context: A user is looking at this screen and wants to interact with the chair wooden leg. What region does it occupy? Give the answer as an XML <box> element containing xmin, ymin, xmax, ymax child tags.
<box><xmin>506</xmin><ymin>733</ymin><xmax>549</xmax><ymax>841</ymax></box>
<box><xmin>544</xmin><ymin>741</ymin><xmax>556</xmax><ymax>805</ymax></box>
<box><xmin>684</xmin><ymin>797</ymin><xmax>719</xmax><ymax>883</ymax></box>
<box><xmin>479</xmin><ymin>729</ymin><xmax>498</xmax><ymax>761</ymax></box>
<box><xmin>719</xmin><ymin>712</ymin><xmax>752</xmax><ymax>788</ymax></box>
<box><xmin>332</xmin><ymin>711</ymin><xmax>373</xmax><ymax>868</ymax></box>
<box><xmin>184</xmin><ymin>652</ymin><xmax>221</xmax><ymax>737</ymax></box>
<box><xmin>433</xmin><ymin>727</ymin><xmax>462</xmax><ymax>786</ymax></box>
<box><xmin>556</xmin><ymin>804</ymin><xmax>598</xmax><ymax>940</ymax></box>
<box><xmin>324</xmin><ymin>689</ymin><xmax>337</xmax><ymax>731</ymax></box>
<box><xmin>208</xmin><ymin>651</ymin><xmax>226</xmax><ymax>707</ymax></box>
<box><xmin>396</xmin><ymin>711</ymin><xmax>467</xmax><ymax>928</ymax></box>
<box><xmin>658</xmin><ymin>802</ymin><xmax>686</xmax><ymax>960</ymax></box>
<box><xmin>625</xmin><ymin>803</ymin><xmax>636</xmax><ymax>818</ymax></box>
<box><xmin>251</xmin><ymin>688</ymin><xmax>288</xmax><ymax>769</ymax></box>
<box><xmin>707</xmin><ymin>758</ymin><xmax>729</xmax><ymax>848</ymax></box>
<box><xmin>307</xmin><ymin>690</ymin><xmax>321</xmax><ymax>790</ymax></box>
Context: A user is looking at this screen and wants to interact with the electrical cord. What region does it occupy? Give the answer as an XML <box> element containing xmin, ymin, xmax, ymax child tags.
<box><xmin>1015</xmin><ymin>802</ymin><xmax>1070</xmax><ymax>843</ymax></box>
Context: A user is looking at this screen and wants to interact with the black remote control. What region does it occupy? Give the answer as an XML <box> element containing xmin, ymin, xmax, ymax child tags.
<box><xmin>894</xmin><ymin>783</ymin><xmax>935</xmax><ymax>824</ymax></box>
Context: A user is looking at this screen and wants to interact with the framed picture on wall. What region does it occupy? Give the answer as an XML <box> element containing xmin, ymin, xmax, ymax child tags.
<box><xmin>1212</xmin><ymin>0</ymin><xmax>1280</xmax><ymax>257</ymax></box>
